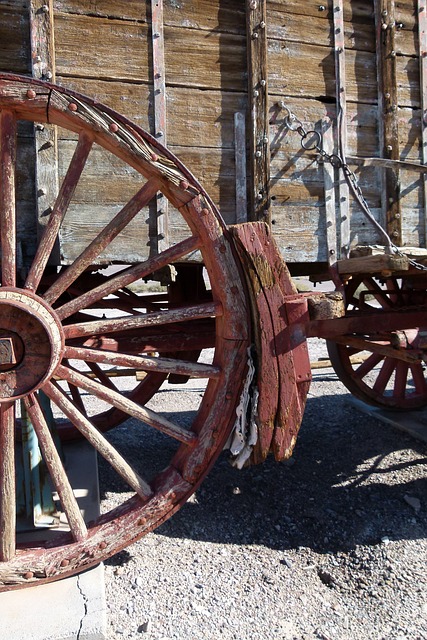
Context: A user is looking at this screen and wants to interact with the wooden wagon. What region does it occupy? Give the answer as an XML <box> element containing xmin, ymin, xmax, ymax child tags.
<box><xmin>0</xmin><ymin>0</ymin><xmax>426</xmax><ymax>589</ymax></box>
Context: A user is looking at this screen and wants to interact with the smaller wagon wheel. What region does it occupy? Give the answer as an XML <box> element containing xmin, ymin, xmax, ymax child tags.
<box><xmin>327</xmin><ymin>274</ymin><xmax>427</xmax><ymax>410</ymax></box>
<box><xmin>0</xmin><ymin>74</ymin><xmax>249</xmax><ymax>589</ymax></box>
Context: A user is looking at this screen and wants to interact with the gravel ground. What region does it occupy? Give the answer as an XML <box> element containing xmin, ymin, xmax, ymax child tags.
<box><xmin>100</xmin><ymin>339</ymin><xmax>427</xmax><ymax>640</ymax></box>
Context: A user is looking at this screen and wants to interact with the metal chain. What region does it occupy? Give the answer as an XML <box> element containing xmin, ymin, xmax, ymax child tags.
<box><xmin>279</xmin><ymin>102</ymin><xmax>427</xmax><ymax>272</ymax></box>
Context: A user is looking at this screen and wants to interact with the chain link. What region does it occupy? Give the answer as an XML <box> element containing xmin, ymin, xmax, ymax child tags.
<box><xmin>279</xmin><ymin>102</ymin><xmax>427</xmax><ymax>272</ymax></box>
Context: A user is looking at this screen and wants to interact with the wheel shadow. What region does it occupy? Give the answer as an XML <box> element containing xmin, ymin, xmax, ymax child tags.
<box><xmin>150</xmin><ymin>392</ymin><xmax>427</xmax><ymax>555</ymax></box>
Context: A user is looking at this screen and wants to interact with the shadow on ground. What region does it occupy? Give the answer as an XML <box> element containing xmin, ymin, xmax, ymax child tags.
<box><xmin>101</xmin><ymin>390</ymin><xmax>427</xmax><ymax>560</ymax></box>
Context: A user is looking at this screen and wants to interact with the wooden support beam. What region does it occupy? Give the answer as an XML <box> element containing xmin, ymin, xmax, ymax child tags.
<box><xmin>246</xmin><ymin>0</ymin><xmax>270</xmax><ymax>223</ymax></box>
<box><xmin>374</xmin><ymin>0</ymin><xmax>402</xmax><ymax>245</ymax></box>
<box><xmin>418</xmin><ymin>0</ymin><xmax>427</xmax><ymax>246</ymax></box>
<box><xmin>333</xmin><ymin>0</ymin><xmax>350</xmax><ymax>258</ymax></box>
<box><xmin>151</xmin><ymin>0</ymin><xmax>168</xmax><ymax>253</ymax></box>
<box><xmin>29</xmin><ymin>0</ymin><xmax>58</xmax><ymax>246</ymax></box>
<box><xmin>322</xmin><ymin>119</ymin><xmax>337</xmax><ymax>266</ymax></box>
<box><xmin>234</xmin><ymin>111</ymin><xmax>248</xmax><ymax>223</ymax></box>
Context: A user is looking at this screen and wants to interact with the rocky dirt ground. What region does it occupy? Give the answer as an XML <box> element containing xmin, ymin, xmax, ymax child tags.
<box><xmin>100</xmin><ymin>340</ymin><xmax>427</xmax><ymax>640</ymax></box>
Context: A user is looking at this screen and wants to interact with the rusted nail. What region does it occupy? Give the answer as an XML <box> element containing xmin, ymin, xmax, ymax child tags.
<box><xmin>99</xmin><ymin>541</ymin><xmax>107</xmax><ymax>550</ymax></box>
<box><xmin>201</xmin><ymin>208</ymin><xmax>209</xmax><ymax>216</ymax></box>
<box><xmin>219</xmin><ymin>244</ymin><xmax>227</xmax><ymax>253</ymax></box>
<box><xmin>23</xmin><ymin>571</ymin><xmax>34</xmax><ymax>579</ymax></box>
<box><xmin>180</xmin><ymin>180</ymin><xmax>189</xmax><ymax>190</ymax></box>
<box><xmin>138</xmin><ymin>518</ymin><xmax>147</xmax><ymax>526</ymax></box>
<box><xmin>151</xmin><ymin>153</ymin><xmax>158</xmax><ymax>162</ymax></box>
<box><xmin>68</xmin><ymin>102</ymin><xmax>78</xmax><ymax>112</ymax></box>
<box><xmin>60</xmin><ymin>558</ymin><xmax>70</xmax><ymax>567</ymax></box>
<box><xmin>109</xmin><ymin>122</ymin><xmax>119</xmax><ymax>133</ymax></box>
<box><xmin>26</xmin><ymin>89</ymin><xmax>37</xmax><ymax>99</ymax></box>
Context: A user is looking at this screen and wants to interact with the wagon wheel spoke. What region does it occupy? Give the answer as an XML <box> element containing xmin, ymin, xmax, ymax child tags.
<box><xmin>55</xmin><ymin>234</ymin><xmax>201</xmax><ymax>321</ymax></box>
<box><xmin>0</xmin><ymin>402</ymin><xmax>16</xmax><ymax>561</ymax></box>
<box><xmin>394</xmin><ymin>361</ymin><xmax>409</xmax><ymax>400</ymax></box>
<box><xmin>62</xmin><ymin>301</ymin><xmax>222</xmax><ymax>340</ymax></box>
<box><xmin>64</xmin><ymin>346</ymin><xmax>221</xmax><ymax>379</ymax></box>
<box><xmin>0</xmin><ymin>111</ymin><xmax>17</xmax><ymax>287</ymax></box>
<box><xmin>24</xmin><ymin>132</ymin><xmax>94</xmax><ymax>293</ymax></box>
<box><xmin>43</xmin><ymin>381</ymin><xmax>153</xmax><ymax>500</ymax></box>
<box><xmin>23</xmin><ymin>394</ymin><xmax>88</xmax><ymax>541</ymax></box>
<box><xmin>43</xmin><ymin>178</ymin><xmax>160</xmax><ymax>306</ymax></box>
<box><xmin>56</xmin><ymin>363</ymin><xmax>197</xmax><ymax>445</ymax></box>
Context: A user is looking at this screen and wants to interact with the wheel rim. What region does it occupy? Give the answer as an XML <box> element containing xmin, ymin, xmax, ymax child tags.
<box><xmin>327</xmin><ymin>274</ymin><xmax>427</xmax><ymax>410</ymax></box>
<box><xmin>0</xmin><ymin>74</ymin><xmax>249</xmax><ymax>589</ymax></box>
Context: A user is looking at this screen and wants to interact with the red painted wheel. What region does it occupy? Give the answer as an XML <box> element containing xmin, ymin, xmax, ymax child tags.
<box><xmin>0</xmin><ymin>75</ymin><xmax>249</xmax><ymax>589</ymax></box>
<box><xmin>327</xmin><ymin>274</ymin><xmax>427</xmax><ymax>410</ymax></box>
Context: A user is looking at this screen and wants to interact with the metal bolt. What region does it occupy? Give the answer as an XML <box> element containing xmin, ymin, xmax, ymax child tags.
<box><xmin>257</xmin><ymin>192</ymin><xmax>263</xmax><ymax>201</ymax></box>
<box><xmin>180</xmin><ymin>180</ymin><xmax>189</xmax><ymax>190</ymax></box>
<box><xmin>392</xmin><ymin>231</ymin><xmax>399</xmax><ymax>237</ymax></box>
<box><xmin>23</xmin><ymin>572</ymin><xmax>34</xmax><ymax>579</ymax></box>
<box><xmin>260</xmin><ymin>79</ymin><xmax>266</xmax><ymax>86</ymax></box>
<box><xmin>249</xmin><ymin>0</ymin><xmax>257</xmax><ymax>9</ymax></box>
<box><xmin>391</xmin><ymin>50</ymin><xmax>396</xmax><ymax>57</ymax></box>
<box><xmin>155</xmin><ymin>72</ymin><xmax>161</xmax><ymax>79</ymax></box>
<box><xmin>382</xmin><ymin>9</ymin><xmax>388</xmax><ymax>16</ymax></box>
<box><xmin>156</xmin><ymin>130</ymin><xmax>164</xmax><ymax>138</ymax></box>
<box><xmin>42</xmin><ymin>4</ymin><xmax>49</xmax><ymax>12</ymax></box>
<box><xmin>385</xmin><ymin>92</ymin><xmax>391</xmax><ymax>99</ymax></box>
<box><xmin>38</xmin><ymin>188</ymin><xmax>46</xmax><ymax>197</ymax></box>
<box><xmin>253</xmin><ymin>89</ymin><xmax>259</xmax><ymax>97</ymax></box>
<box><xmin>259</xmin><ymin>21</ymin><xmax>266</xmax><ymax>29</ymax></box>
<box><xmin>109</xmin><ymin>122</ymin><xmax>119</xmax><ymax>133</ymax></box>
<box><xmin>219</xmin><ymin>244</ymin><xmax>227</xmax><ymax>253</ymax></box>
<box><xmin>387</xmin><ymin>144</ymin><xmax>393</xmax><ymax>151</ymax></box>
<box><xmin>99</xmin><ymin>541</ymin><xmax>107</xmax><ymax>550</ymax></box>
<box><xmin>35</xmin><ymin>55</ymin><xmax>42</xmax><ymax>63</ymax></box>
<box><xmin>319</xmin><ymin>5</ymin><xmax>326</xmax><ymax>11</ymax></box>
<box><xmin>329</xmin><ymin>249</ymin><xmax>335</xmax><ymax>255</ymax></box>
<box><xmin>255</xmin><ymin>150</ymin><xmax>262</xmax><ymax>157</ymax></box>
<box><xmin>336</xmin><ymin>46</ymin><xmax>342</xmax><ymax>53</ymax></box>
<box><xmin>395</xmin><ymin>213</ymin><xmax>401</xmax><ymax>219</ymax></box>
<box><xmin>26</xmin><ymin>89</ymin><xmax>36</xmax><ymax>99</ymax></box>
<box><xmin>60</xmin><ymin>559</ymin><xmax>70</xmax><ymax>568</ymax></box>
<box><xmin>382</xmin><ymin>22</ymin><xmax>388</xmax><ymax>30</ymax></box>
<box><xmin>68</xmin><ymin>102</ymin><xmax>78</xmax><ymax>112</ymax></box>
<box><xmin>35</xmin><ymin>124</ymin><xmax>45</xmax><ymax>131</ymax></box>
<box><xmin>263</xmin><ymin>136</ymin><xmax>269</xmax><ymax>143</ymax></box>
<box><xmin>201</xmin><ymin>208</ymin><xmax>209</xmax><ymax>216</ymax></box>
<box><xmin>158</xmin><ymin>233</ymin><xmax>165</xmax><ymax>240</ymax></box>
<box><xmin>391</xmin><ymin>104</ymin><xmax>397</xmax><ymax>111</ymax></box>
<box><xmin>44</xmin><ymin>71</ymin><xmax>53</xmax><ymax>80</ymax></box>
<box><xmin>151</xmin><ymin>153</ymin><xmax>158</xmax><ymax>162</ymax></box>
<box><xmin>153</xmin><ymin>32</ymin><xmax>160</xmax><ymax>38</ymax></box>
<box><xmin>252</xmin><ymin>31</ymin><xmax>259</xmax><ymax>39</ymax></box>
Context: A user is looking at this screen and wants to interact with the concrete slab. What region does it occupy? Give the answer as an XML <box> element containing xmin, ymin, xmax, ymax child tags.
<box><xmin>348</xmin><ymin>397</ymin><xmax>427</xmax><ymax>444</ymax></box>
<box><xmin>0</xmin><ymin>441</ymin><xmax>107</xmax><ymax>640</ymax></box>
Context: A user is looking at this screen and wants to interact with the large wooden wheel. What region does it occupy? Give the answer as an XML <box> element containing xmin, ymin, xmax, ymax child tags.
<box><xmin>327</xmin><ymin>273</ymin><xmax>427</xmax><ymax>410</ymax></box>
<box><xmin>0</xmin><ymin>75</ymin><xmax>249</xmax><ymax>589</ymax></box>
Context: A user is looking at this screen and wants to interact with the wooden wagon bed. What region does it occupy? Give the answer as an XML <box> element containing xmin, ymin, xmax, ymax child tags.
<box><xmin>2</xmin><ymin>0</ymin><xmax>427</xmax><ymax>273</ymax></box>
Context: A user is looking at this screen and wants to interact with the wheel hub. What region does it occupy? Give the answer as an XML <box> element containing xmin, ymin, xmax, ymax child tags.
<box><xmin>0</xmin><ymin>289</ymin><xmax>64</xmax><ymax>401</ymax></box>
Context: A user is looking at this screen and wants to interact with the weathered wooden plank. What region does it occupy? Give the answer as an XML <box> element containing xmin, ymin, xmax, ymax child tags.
<box><xmin>54</xmin><ymin>0</ymin><xmax>246</xmax><ymax>34</ymax></box>
<box><xmin>0</xmin><ymin>6</ymin><xmax>31</xmax><ymax>73</ymax></box>
<box><xmin>54</xmin><ymin>13</ymin><xmax>246</xmax><ymax>91</ymax></box>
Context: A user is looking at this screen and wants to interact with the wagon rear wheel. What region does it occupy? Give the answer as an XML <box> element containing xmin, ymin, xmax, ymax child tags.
<box><xmin>327</xmin><ymin>274</ymin><xmax>427</xmax><ymax>410</ymax></box>
<box><xmin>0</xmin><ymin>75</ymin><xmax>249</xmax><ymax>589</ymax></box>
